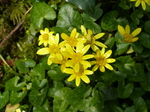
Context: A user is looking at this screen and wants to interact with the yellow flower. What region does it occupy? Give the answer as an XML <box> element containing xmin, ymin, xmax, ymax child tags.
<box><xmin>15</xmin><ymin>108</ymin><xmax>26</xmax><ymax>112</ymax></box>
<box><xmin>118</xmin><ymin>25</ymin><xmax>141</xmax><ymax>43</ymax></box>
<box><xmin>60</xmin><ymin>28</ymin><xmax>85</xmax><ymax>48</ymax></box>
<box><xmin>64</xmin><ymin>65</ymin><xmax>93</xmax><ymax>86</ymax></box>
<box><xmin>38</xmin><ymin>28</ymin><xmax>54</xmax><ymax>47</ymax></box>
<box><xmin>37</xmin><ymin>33</ymin><xmax>62</xmax><ymax>65</ymax></box>
<box><xmin>91</xmin><ymin>48</ymin><xmax>116</xmax><ymax>72</ymax></box>
<box><xmin>130</xmin><ymin>0</ymin><xmax>150</xmax><ymax>10</ymax></box>
<box><xmin>81</xmin><ymin>25</ymin><xmax>107</xmax><ymax>51</ymax></box>
<box><xmin>63</xmin><ymin>42</ymin><xmax>94</xmax><ymax>72</ymax></box>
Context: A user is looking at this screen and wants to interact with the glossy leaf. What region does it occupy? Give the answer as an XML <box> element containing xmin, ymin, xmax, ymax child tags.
<box><xmin>56</xmin><ymin>4</ymin><xmax>82</xmax><ymax>29</ymax></box>
<box><xmin>30</xmin><ymin>2</ymin><xmax>56</xmax><ymax>29</ymax></box>
<box><xmin>10</xmin><ymin>90</ymin><xmax>27</xmax><ymax>105</ymax></box>
<box><xmin>5</xmin><ymin>76</ymin><xmax>26</xmax><ymax>91</ymax></box>
<box><xmin>0</xmin><ymin>91</ymin><xmax>9</xmax><ymax>109</ymax></box>
<box><xmin>139</xmin><ymin>32</ymin><xmax>150</xmax><ymax>49</ymax></box>
<box><xmin>101</xmin><ymin>10</ymin><xmax>118</xmax><ymax>31</ymax></box>
<box><xmin>29</xmin><ymin>84</ymin><xmax>48</xmax><ymax>107</ymax></box>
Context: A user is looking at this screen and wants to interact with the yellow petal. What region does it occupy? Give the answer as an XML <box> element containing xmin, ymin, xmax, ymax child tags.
<box><xmin>146</xmin><ymin>0</ymin><xmax>150</xmax><ymax>5</ymax></box>
<box><xmin>131</xmin><ymin>37</ymin><xmax>139</xmax><ymax>42</ymax></box>
<box><xmin>47</xmin><ymin>58</ymin><xmax>52</xmax><ymax>65</ymax></box>
<box><xmin>95</xmin><ymin>41</ymin><xmax>107</xmax><ymax>48</ymax></box>
<box><xmin>84</xmin><ymin>70</ymin><xmax>93</xmax><ymax>75</ymax></box>
<box><xmin>64</xmin><ymin>68</ymin><xmax>74</xmax><ymax>74</ymax></box>
<box><xmin>131</xmin><ymin>28</ymin><xmax>141</xmax><ymax>37</ymax></box>
<box><xmin>74</xmin><ymin>63</ymin><xmax>80</xmax><ymax>72</ymax></box>
<box><xmin>107</xmin><ymin>59</ymin><xmax>116</xmax><ymax>63</ymax></box>
<box><xmin>125</xmin><ymin>25</ymin><xmax>130</xmax><ymax>34</ymax></box>
<box><xmin>104</xmin><ymin>50</ymin><xmax>112</xmax><ymax>58</ymax></box>
<box><xmin>81</xmin><ymin>45</ymin><xmax>90</xmax><ymax>54</ymax></box>
<box><xmin>105</xmin><ymin>64</ymin><xmax>114</xmax><ymax>70</ymax></box>
<box><xmin>141</xmin><ymin>1</ymin><xmax>146</xmax><ymax>10</ymax></box>
<box><xmin>55</xmin><ymin>33</ymin><xmax>59</xmax><ymax>44</ymax></box>
<box><xmin>100</xmin><ymin>66</ymin><xmax>105</xmax><ymax>72</ymax></box>
<box><xmin>61</xmin><ymin>33</ymin><xmax>68</xmax><ymax>40</ymax></box>
<box><xmin>83</xmin><ymin>54</ymin><xmax>94</xmax><ymax>59</ymax></box>
<box><xmin>91</xmin><ymin>61</ymin><xmax>96</xmax><ymax>65</ymax></box>
<box><xmin>76</xmin><ymin>42</ymin><xmax>84</xmax><ymax>52</ymax></box>
<box><xmin>68</xmin><ymin>74</ymin><xmax>76</xmax><ymax>81</ymax></box>
<box><xmin>94</xmin><ymin>33</ymin><xmax>105</xmax><ymax>39</ymax></box>
<box><xmin>81</xmin><ymin>25</ymin><xmax>87</xmax><ymax>35</ymax></box>
<box><xmin>40</xmin><ymin>30</ymin><xmax>44</xmax><ymax>34</ymax></box>
<box><xmin>66</xmin><ymin>44</ymin><xmax>74</xmax><ymax>55</ymax></box>
<box><xmin>118</xmin><ymin>25</ymin><xmax>125</xmax><ymax>35</ymax></box>
<box><xmin>81</xmin><ymin>75</ymin><xmax>90</xmax><ymax>83</ymax></box>
<box><xmin>92</xmin><ymin>65</ymin><xmax>98</xmax><ymax>71</ymax></box>
<box><xmin>76</xmin><ymin>76</ymin><xmax>81</xmax><ymax>86</ymax></box>
<box><xmin>37</xmin><ymin>48</ymin><xmax>50</xmax><ymax>55</ymax></box>
<box><xmin>81</xmin><ymin>61</ymin><xmax>91</xmax><ymax>68</ymax></box>
<box><xmin>101</xmin><ymin>48</ymin><xmax>105</xmax><ymax>55</ymax></box>
<box><xmin>71</xmin><ymin>28</ymin><xmax>77</xmax><ymax>37</ymax></box>
<box><xmin>88</xmin><ymin>29</ymin><xmax>93</xmax><ymax>35</ymax></box>
<box><xmin>135</xmin><ymin>0</ymin><xmax>141</xmax><ymax>7</ymax></box>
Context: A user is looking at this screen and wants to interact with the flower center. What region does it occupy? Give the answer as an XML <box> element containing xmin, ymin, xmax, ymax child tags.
<box><xmin>74</xmin><ymin>65</ymin><xmax>84</xmax><ymax>76</ymax></box>
<box><xmin>123</xmin><ymin>34</ymin><xmax>134</xmax><ymax>43</ymax></box>
<box><xmin>96</xmin><ymin>56</ymin><xmax>107</xmax><ymax>66</ymax></box>
<box><xmin>42</xmin><ymin>34</ymin><xmax>49</xmax><ymax>40</ymax></box>
<box><xmin>49</xmin><ymin>45</ymin><xmax>60</xmax><ymax>54</ymax></box>
<box><xmin>66</xmin><ymin>37</ymin><xmax>78</xmax><ymax>47</ymax></box>
<box><xmin>72</xmin><ymin>52</ymin><xmax>83</xmax><ymax>63</ymax></box>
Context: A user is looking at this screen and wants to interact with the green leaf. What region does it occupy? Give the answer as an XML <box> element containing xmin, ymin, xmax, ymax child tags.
<box><xmin>30</xmin><ymin>63</ymin><xmax>45</xmax><ymax>80</ymax></box>
<box><xmin>52</xmin><ymin>27</ymin><xmax>69</xmax><ymax>35</ymax></box>
<box><xmin>15</xmin><ymin>59</ymin><xmax>29</xmax><ymax>74</ymax></box>
<box><xmin>119</xmin><ymin>0</ymin><xmax>130</xmax><ymax>9</ymax></box>
<box><xmin>127</xmin><ymin>63</ymin><xmax>146</xmax><ymax>82</ymax></box>
<box><xmin>115</xmin><ymin>43</ymin><xmax>130</xmax><ymax>55</ymax></box>
<box><xmin>131</xmin><ymin>42</ymin><xmax>143</xmax><ymax>53</ymax></box>
<box><xmin>29</xmin><ymin>84</ymin><xmax>48</xmax><ymax>107</ymax></box>
<box><xmin>118</xmin><ymin>80</ymin><xmax>133</xmax><ymax>98</ymax></box>
<box><xmin>114</xmin><ymin>56</ymin><xmax>135</xmax><ymax>75</ymax></box>
<box><xmin>53</xmin><ymin>87</ymin><xmax>72</xmax><ymax>112</ymax></box>
<box><xmin>48</xmin><ymin>65</ymin><xmax>68</xmax><ymax>81</ymax></box>
<box><xmin>48</xmin><ymin>81</ymin><xmax>64</xmax><ymax>97</ymax></box>
<box><xmin>133</xmin><ymin>97</ymin><xmax>148</xmax><ymax>112</ymax></box>
<box><xmin>30</xmin><ymin>2</ymin><xmax>56</xmax><ymax>29</ymax></box>
<box><xmin>10</xmin><ymin>90</ymin><xmax>27</xmax><ymax>105</ymax></box>
<box><xmin>81</xmin><ymin>13</ymin><xmax>101</xmax><ymax>34</ymax></box>
<box><xmin>144</xmin><ymin>21</ymin><xmax>150</xmax><ymax>33</ymax></box>
<box><xmin>101</xmin><ymin>10</ymin><xmax>118</xmax><ymax>31</ymax></box>
<box><xmin>124</xmin><ymin>106</ymin><xmax>136</xmax><ymax>112</ymax></box>
<box><xmin>0</xmin><ymin>91</ymin><xmax>9</xmax><ymax>109</ymax></box>
<box><xmin>130</xmin><ymin>88</ymin><xmax>145</xmax><ymax>99</ymax></box>
<box><xmin>56</xmin><ymin>4</ymin><xmax>82</xmax><ymax>29</ymax></box>
<box><xmin>104</xmin><ymin>37</ymin><xmax>116</xmax><ymax>49</ymax></box>
<box><xmin>102</xmin><ymin>71</ymin><xmax>127</xmax><ymax>83</ymax></box>
<box><xmin>131</xmin><ymin>10</ymin><xmax>144</xmax><ymax>25</ymax></box>
<box><xmin>66</xmin><ymin>86</ymin><xmax>92</xmax><ymax>111</ymax></box>
<box><xmin>139</xmin><ymin>32</ymin><xmax>150</xmax><ymax>49</ymax></box>
<box><xmin>32</xmin><ymin>79</ymin><xmax>48</xmax><ymax>90</ymax></box>
<box><xmin>24</xmin><ymin>59</ymin><xmax>36</xmax><ymax>68</ymax></box>
<box><xmin>5</xmin><ymin>76</ymin><xmax>26</xmax><ymax>91</ymax></box>
<box><xmin>65</xmin><ymin>0</ymin><xmax>95</xmax><ymax>14</ymax></box>
<box><xmin>102</xmin><ymin>87</ymin><xmax>118</xmax><ymax>100</ymax></box>
<box><xmin>140</xmin><ymin>71</ymin><xmax>150</xmax><ymax>91</ymax></box>
<box><xmin>33</xmin><ymin>100</ymin><xmax>50</xmax><ymax>112</ymax></box>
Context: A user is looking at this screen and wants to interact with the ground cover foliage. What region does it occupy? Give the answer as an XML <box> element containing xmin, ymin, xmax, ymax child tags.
<box><xmin>0</xmin><ymin>0</ymin><xmax>150</xmax><ymax>112</ymax></box>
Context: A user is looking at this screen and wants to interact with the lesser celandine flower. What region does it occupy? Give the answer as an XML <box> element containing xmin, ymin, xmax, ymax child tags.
<box><xmin>63</xmin><ymin>42</ymin><xmax>94</xmax><ymax>72</ymax></box>
<box><xmin>81</xmin><ymin>25</ymin><xmax>107</xmax><ymax>51</ymax></box>
<box><xmin>118</xmin><ymin>25</ymin><xmax>141</xmax><ymax>43</ymax></box>
<box><xmin>37</xmin><ymin>33</ymin><xmax>62</xmax><ymax>65</ymax></box>
<box><xmin>130</xmin><ymin>0</ymin><xmax>150</xmax><ymax>10</ymax></box>
<box><xmin>91</xmin><ymin>48</ymin><xmax>116</xmax><ymax>72</ymax></box>
<box><xmin>15</xmin><ymin>108</ymin><xmax>25</xmax><ymax>112</ymax></box>
<box><xmin>64</xmin><ymin>64</ymin><xmax>93</xmax><ymax>86</ymax></box>
<box><xmin>60</xmin><ymin>28</ymin><xmax>85</xmax><ymax>48</ymax></box>
<box><xmin>38</xmin><ymin>28</ymin><xmax>54</xmax><ymax>47</ymax></box>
